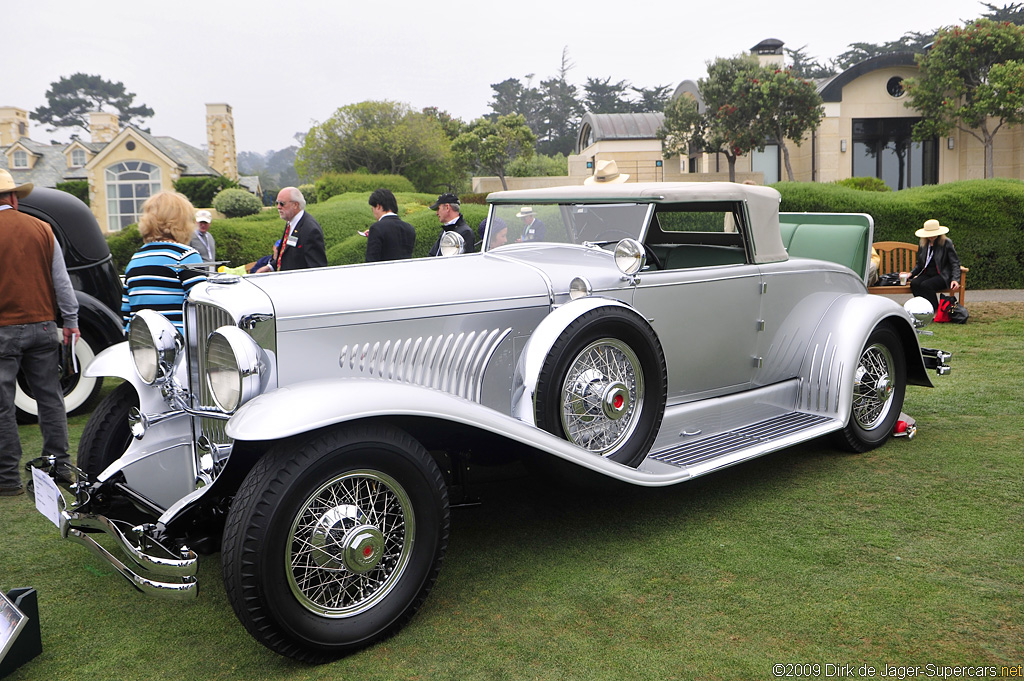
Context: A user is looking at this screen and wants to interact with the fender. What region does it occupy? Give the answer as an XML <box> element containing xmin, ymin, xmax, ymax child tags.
<box><xmin>509</xmin><ymin>296</ymin><xmax>646</xmax><ymax>426</ymax></box>
<box><xmin>225</xmin><ymin>378</ymin><xmax>692</xmax><ymax>488</ymax></box>
<box><xmin>791</xmin><ymin>293</ymin><xmax>929</xmax><ymax>426</ymax></box>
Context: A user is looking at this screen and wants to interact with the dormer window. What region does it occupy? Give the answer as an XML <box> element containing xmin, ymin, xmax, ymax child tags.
<box><xmin>12</xmin><ymin>149</ymin><xmax>28</xmax><ymax>169</ymax></box>
<box><xmin>70</xmin><ymin>148</ymin><xmax>87</xmax><ymax>167</ymax></box>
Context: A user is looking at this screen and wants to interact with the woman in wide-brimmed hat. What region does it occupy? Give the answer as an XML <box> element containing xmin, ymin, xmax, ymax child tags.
<box><xmin>902</xmin><ymin>218</ymin><xmax>962</xmax><ymax>311</ymax></box>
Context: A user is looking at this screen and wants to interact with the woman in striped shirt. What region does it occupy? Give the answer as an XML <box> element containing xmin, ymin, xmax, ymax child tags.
<box><xmin>121</xmin><ymin>191</ymin><xmax>208</xmax><ymax>333</ymax></box>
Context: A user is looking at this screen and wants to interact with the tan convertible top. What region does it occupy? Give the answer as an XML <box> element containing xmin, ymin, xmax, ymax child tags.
<box><xmin>488</xmin><ymin>182</ymin><xmax>787</xmax><ymax>264</ymax></box>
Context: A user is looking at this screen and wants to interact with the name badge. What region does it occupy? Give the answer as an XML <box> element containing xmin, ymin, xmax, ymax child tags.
<box><xmin>286</xmin><ymin>235</ymin><xmax>299</xmax><ymax>247</ymax></box>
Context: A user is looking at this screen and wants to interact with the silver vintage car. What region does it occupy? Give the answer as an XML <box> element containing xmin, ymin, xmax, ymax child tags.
<box><xmin>38</xmin><ymin>182</ymin><xmax>949</xmax><ymax>661</ymax></box>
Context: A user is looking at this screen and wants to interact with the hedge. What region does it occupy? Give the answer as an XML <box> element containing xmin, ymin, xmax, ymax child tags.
<box><xmin>314</xmin><ymin>173</ymin><xmax>416</xmax><ymax>203</ymax></box>
<box><xmin>774</xmin><ymin>179</ymin><xmax>1024</xmax><ymax>289</ymax></box>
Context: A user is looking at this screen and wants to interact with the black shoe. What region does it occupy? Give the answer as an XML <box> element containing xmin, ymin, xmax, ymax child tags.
<box><xmin>0</xmin><ymin>485</ymin><xmax>25</xmax><ymax>497</ymax></box>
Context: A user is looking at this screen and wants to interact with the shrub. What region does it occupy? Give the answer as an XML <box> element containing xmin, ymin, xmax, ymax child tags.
<box><xmin>314</xmin><ymin>173</ymin><xmax>415</xmax><ymax>203</ymax></box>
<box><xmin>213</xmin><ymin>188</ymin><xmax>263</xmax><ymax>218</ymax></box>
<box><xmin>175</xmin><ymin>176</ymin><xmax>238</xmax><ymax>207</ymax></box>
<box><xmin>774</xmin><ymin>179</ymin><xmax>1024</xmax><ymax>289</ymax></box>
<box><xmin>298</xmin><ymin>184</ymin><xmax>317</xmax><ymax>204</ymax></box>
<box><xmin>106</xmin><ymin>225</ymin><xmax>144</xmax><ymax>273</ymax></box>
<box><xmin>56</xmin><ymin>180</ymin><xmax>89</xmax><ymax>205</ymax></box>
<box><xmin>834</xmin><ymin>177</ymin><xmax>891</xmax><ymax>192</ymax></box>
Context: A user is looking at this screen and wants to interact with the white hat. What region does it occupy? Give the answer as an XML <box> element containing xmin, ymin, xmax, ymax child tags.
<box><xmin>0</xmin><ymin>168</ymin><xmax>33</xmax><ymax>198</ymax></box>
<box><xmin>516</xmin><ymin>206</ymin><xmax>535</xmax><ymax>218</ymax></box>
<box><xmin>584</xmin><ymin>159</ymin><xmax>629</xmax><ymax>185</ymax></box>
<box><xmin>195</xmin><ymin>210</ymin><xmax>212</xmax><ymax>223</ymax></box>
<box><xmin>915</xmin><ymin>219</ymin><xmax>949</xmax><ymax>238</ymax></box>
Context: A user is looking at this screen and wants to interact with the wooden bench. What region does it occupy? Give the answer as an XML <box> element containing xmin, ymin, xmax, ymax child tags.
<box><xmin>867</xmin><ymin>241</ymin><xmax>968</xmax><ymax>306</ymax></box>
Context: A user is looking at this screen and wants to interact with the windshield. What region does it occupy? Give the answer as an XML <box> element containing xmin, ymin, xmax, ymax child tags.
<box><xmin>482</xmin><ymin>202</ymin><xmax>650</xmax><ymax>251</ymax></box>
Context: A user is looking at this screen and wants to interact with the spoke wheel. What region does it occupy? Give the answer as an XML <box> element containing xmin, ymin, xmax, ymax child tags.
<box><xmin>222</xmin><ymin>423</ymin><xmax>448</xmax><ymax>662</ymax></box>
<box><xmin>536</xmin><ymin>307</ymin><xmax>666</xmax><ymax>467</ymax></box>
<box><xmin>835</xmin><ymin>325</ymin><xmax>906</xmax><ymax>453</ymax></box>
<box><xmin>287</xmin><ymin>469</ymin><xmax>414</xmax><ymax>618</ymax></box>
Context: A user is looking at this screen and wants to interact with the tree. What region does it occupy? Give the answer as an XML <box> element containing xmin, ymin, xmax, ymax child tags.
<box><xmin>488</xmin><ymin>76</ymin><xmax>545</xmax><ymax>133</ymax></box>
<box><xmin>833</xmin><ymin>32</ymin><xmax>936</xmax><ymax>71</ymax></box>
<box><xmin>451</xmin><ymin>114</ymin><xmax>536</xmax><ymax>191</ymax></box>
<box><xmin>980</xmin><ymin>2</ymin><xmax>1024</xmax><ymax>25</ymax></box>
<box><xmin>658</xmin><ymin>56</ymin><xmax>769</xmax><ymax>182</ymax></box>
<box><xmin>31</xmin><ymin>73</ymin><xmax>154</xmax><ymax>133</ymax></box>
<box><xmin>785</xmin><ymin>45</ymin><xmax>838</xmax><ymax>79</ymax></box>
<box><xmin>753</xmin><ymin>68</ymin><xmax>825</xmax><ymax>180</ymax></box>
<box><xmin>903</xmin><ymin>19</ymin><xmax>1024</xmax><ymax>178</ymax></box>
<box><xmin>295</xmin><ymin>101</ymin><xmax>453</xmax><ymax>189</ymax></box>
<box><xmin>536</xmin><ymin>48</ymin><xmax>585</xmax><ymax>156</ymax></box>
<box><xmin>629</xmin><ymin>84</ymin><xmax>673</xmax><ymax>113</ymax></box>
<box><xmin>584</xmin><ymin>77</ymin><xmax>633</xmax><ymax>113</ymax></box>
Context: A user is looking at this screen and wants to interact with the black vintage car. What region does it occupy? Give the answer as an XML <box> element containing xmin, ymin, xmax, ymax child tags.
<box><xmin>15</xmin><ymin>187</ymin><xmax>124</xmax><ymax>420</ymax></box>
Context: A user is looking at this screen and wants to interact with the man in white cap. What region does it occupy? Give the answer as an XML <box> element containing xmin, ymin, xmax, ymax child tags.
<box><xmin>190</xmin><ymin>209</ymin><xmax>217</xmax><ymax>263</ymax></box>
<box><xmin>0</xmin><ymin>169</ymin><xmax>80</xmax><ymax>495</ymax></box>
<box><xmin>584</xmin><ymin>159</ymin><xmax>630</xmax><ymax>185</ymax></box>
<box><xmin>903</xmin><ymin>218</ymin><xmax>962</xmax><ymax>312</ymax></box>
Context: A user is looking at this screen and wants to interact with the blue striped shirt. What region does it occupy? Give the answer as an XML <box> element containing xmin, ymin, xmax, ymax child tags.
<box><xmin>122</xmin><ymin>241</ymin><xmax>207</xmax><ymax>333</ymax></box>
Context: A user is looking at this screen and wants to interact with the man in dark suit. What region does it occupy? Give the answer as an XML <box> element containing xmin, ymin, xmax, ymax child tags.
<box><xmin>272</xmin><ymin>187</ymin><xmax>327</xmax><ymax>271</ymax></box>
<box><xmin>366</xmin><ymin>188</ymin><xmax>416</xmax><ymax>262</ymax></box>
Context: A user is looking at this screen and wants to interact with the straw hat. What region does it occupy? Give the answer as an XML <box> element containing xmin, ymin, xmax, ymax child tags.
<box><xmin>516</xmin><ymin>206</ymin><xmax>535</xmax><ymax>218</ymax></box>
<box><xmin>915</xmin><ymin>219</ymin><xmax>949</xmax><ymax>238</ymax></box>
<box><xmin>584</xmin><ymin>159</ymin><xmax>629</xmax><ymax>185</ymax></box>
<box><xmin>0</xmin><ymin>168</ymin><xmax>33</xmax><ymax>198</ymax></box>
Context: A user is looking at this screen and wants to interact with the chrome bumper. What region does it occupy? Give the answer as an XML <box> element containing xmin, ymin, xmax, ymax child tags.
<box><xmin>921</xmin><ymin>347</ymin><xmax>952</xmax><ymax>376</ymax></box>
<box><xmin>55</xmin><ymin>484</ymin><xmax>198</xmax><ymax>600</ymax></box>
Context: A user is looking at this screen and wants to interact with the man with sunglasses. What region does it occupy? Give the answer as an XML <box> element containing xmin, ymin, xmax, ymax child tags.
<box><xmin>270</xmin><ymin>187</ymin><xmax>327</xmax><ymax>271</ymax></box>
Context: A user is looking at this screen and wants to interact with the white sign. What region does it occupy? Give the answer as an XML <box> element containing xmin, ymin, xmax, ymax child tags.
<box><xmin>31</xmin><ymin>467</ymin><xmax>61</xmax><ymax>528</ymax></box>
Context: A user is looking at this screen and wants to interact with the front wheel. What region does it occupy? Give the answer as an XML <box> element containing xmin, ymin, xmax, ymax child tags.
<box><xmin>77</xmin><ymin>381</ymin><xmax>137</xmax><ymax>479</ymax></box>
<box><xmin>221</xmin><ymin>423</ymin><xmax>449</xmax><ymax>662</ymax></box>
<box><xmin>834</xmin><ymin>325</ymin><xmax>906</xmax><ymax>452</ymax></box>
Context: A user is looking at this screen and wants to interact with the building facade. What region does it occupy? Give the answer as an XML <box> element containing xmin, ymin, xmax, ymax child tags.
<box><xmin>1</xmin><ymin>103</ymin><xmax>260</xmax><ymax>233</ymax></box>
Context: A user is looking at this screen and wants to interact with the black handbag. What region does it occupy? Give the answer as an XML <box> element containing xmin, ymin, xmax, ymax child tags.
<box><xmin>877</xmin><ymin>272</ymin><xmax>901</xmax><ymax>286</ymax></box>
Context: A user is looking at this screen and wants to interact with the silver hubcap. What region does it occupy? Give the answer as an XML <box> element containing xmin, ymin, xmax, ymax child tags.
<box><xmin>853</xmin><ymin>342</ymin><xmax>896</xmax><ymax>430</ymax></box>
<box><xmin>560</xmin><ymin>339</ymin><xmax>644</xmax><ymax>456</ymax></box>
<box><xmin>287</xmin><ymin>470</ymin><xmax>413</xmax><ymax>617</ymax></box>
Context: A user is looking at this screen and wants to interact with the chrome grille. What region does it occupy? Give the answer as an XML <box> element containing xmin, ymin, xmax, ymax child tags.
<box><xmin>338</xmin><ymin>328</ymin><xmax>511</xmax><ymax>402</ymax></box>
<box><xmin>188</xmin><ymin>302</ymin><xmax>235</xmax><ymax>444</ymax></box>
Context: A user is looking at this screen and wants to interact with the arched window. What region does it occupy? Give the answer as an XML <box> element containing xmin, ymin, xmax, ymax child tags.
<box><xmin>105</xmin><ymin>161</ymin><xmax>161</xmax><ymax>231</ymax></box>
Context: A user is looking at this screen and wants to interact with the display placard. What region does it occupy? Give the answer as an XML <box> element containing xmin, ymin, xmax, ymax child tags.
<box><xmin>0</xmin><ymin>591</ymin><xmax>28</xmax><ymax>663</ymax></box>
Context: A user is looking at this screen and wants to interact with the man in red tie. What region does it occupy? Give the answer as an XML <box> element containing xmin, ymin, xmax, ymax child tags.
<box><xmin>270</xmin><ymin>187</ymin><xmax>327</xmax><ymax>271</ymax></box>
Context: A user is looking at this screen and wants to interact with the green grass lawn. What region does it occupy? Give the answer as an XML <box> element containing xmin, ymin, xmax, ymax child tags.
<box><xmin>2</xmin><ymin>303</ymin><xmax>1022</xmax><ymax>680</ymax></box>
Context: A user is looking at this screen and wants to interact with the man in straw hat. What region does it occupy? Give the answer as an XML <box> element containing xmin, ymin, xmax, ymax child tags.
<box><xmin>584</xmin><ymin>159</ymin><xmax>630</xmax><ymax>185</ymax></box>
<box><xmin>0</xmin><ymin>169</ymin><xmax>80</xmax><ymax>495</ymax></box>
<box><xmin>902</xmin><ymin>218</ymin><xmax>962</xmax><ymax>312</ymax></box>
<box><xmin>515</xmin><ymin>206</ymin><xmax>546</xmax><ymax>242</ymax></box>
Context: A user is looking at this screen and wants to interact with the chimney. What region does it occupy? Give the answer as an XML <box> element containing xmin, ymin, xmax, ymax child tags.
<box><xmin>751</xmin><ymin>38</ymin><xmax>785</xmax><ymax>68</ymax></box>
<box><xmin>206</xmin><ymin>103</ymin><xmax>238</xmax><ymax>180</ymax></box>
<box><xmin>89</xmin><ymin>111</ymin><xmax>120</xmax><ymax>144</ymax></box>
<box><xmin>0</xmin><ymin>106</ymin><xmax>30</xmax><ymax>146</ymax></box>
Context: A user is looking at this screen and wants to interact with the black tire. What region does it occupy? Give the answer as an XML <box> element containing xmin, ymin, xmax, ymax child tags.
<box><xmin>221</xmin><ymin>423</ymin><xmax>450</xmax><ymax>662</ymax></box>
<box><xmin>834</xmin><ymin>324</ymin><xmax>906</xmax><ymax>453</ymax></box>
<box><xmin>77</xmin><ymin>381</ymin><xmax>137</xmax><ymax>478</ymax></box>
<box><xmin>534</xmin><ymin>307</ymin><xmax>667</xmax><ymax>467</ymax></box>
<box><xmin>15</xmin><ymin>331</ymin><xmax>103</xmax><ymax>423</ymax></box>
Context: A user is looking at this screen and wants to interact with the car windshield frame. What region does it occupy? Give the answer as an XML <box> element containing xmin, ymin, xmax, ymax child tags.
<box><xmin>481</xmin><ymin>202</ymin><xmax>653</xmax><ymax>252</ymax></box>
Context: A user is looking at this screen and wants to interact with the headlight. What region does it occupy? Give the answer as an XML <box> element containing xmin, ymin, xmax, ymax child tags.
<box><xmin>206</xmin><ymin>326</ymin><xmax>266</xmax><ymax>412</ymax></box>
<box><xmin>904</xmin><ymin>296</ymin><xmax>935</xmax><ymax>328</ymax></box>
<box><xmin>439</xmin><ymin>230</ymin><xmax>466</xmax><ymax>257</ymax></box>
<box><xmin>569</xmin><ymin>277</ymin><xmax>592</xmax><ymax>300</ymax></box>
<box><xmin>128</xmin><ymin>310</ymin><xmax>183</xmax><ymax>385</ymax></box>
<box><xmin>614</xmin><ymin>239</ymin><xmax>647</xmax><ymax>275</ymax></box>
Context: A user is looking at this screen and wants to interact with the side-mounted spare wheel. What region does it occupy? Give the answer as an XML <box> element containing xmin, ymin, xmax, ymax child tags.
<box><xmin>834</xmin><ymin>324</ymin><xmax>907</xmax><ymax>452</ymax></box>
<box><xmin>534</xmin><ymin>306</ymin><xmax>667</xmax><ymax>467</ymax></box>
<box><xmin>221</xmin><ymin>423</ymin><xmax>450</xmax><ymax>663</ymax></box>
<box><xmin>15</xmin><ymin>331</ymin><xmax>103</xmax><ymax>423</ymax></box>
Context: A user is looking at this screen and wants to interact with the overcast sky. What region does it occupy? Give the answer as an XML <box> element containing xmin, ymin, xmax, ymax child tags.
<box><xmin>7</xmin><ymin>0</ymin><xmax>989</xmax><ymax>155</ymax></box>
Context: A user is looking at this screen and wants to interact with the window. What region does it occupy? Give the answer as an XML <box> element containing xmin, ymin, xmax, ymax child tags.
<box><xmin>12</xmin><ymin>150</ymin><xmax>28</xmax><ymax>168</ymax></box>
<box><xmin>852</xmin><ymin>118</ymin><xmax>937</xmax><ymax>190</ymax></box>
<box><xmin>105</xmin><ymin>161</ymin><xmax>161</xmax><ymax>231</ymax></box>
<box><xmin>70</xmin><ymin>148</ymin><xmax>87</xmax><ymax>167</ymax></box>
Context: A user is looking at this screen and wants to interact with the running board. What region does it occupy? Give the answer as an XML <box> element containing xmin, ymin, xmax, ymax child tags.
<box><xmin>642</xmin><ymin>411</ymin><xmax>841</xmax><ymax>478</ymax></box>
